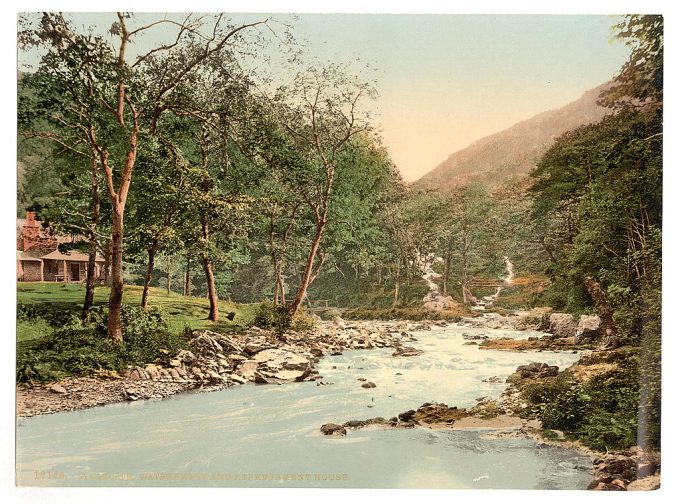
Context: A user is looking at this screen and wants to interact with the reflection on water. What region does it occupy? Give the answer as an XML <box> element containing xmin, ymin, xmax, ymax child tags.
<box><xmin>16</xmin><ymin>324</ymin><xmax>593</xmax><ymax>488</ymax></box>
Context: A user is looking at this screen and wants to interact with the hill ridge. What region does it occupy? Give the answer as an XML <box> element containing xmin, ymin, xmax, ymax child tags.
<box><xmin>412</xmin><ymin>83</ymin><xmax>611</xmax><ymax>191</ymax></box>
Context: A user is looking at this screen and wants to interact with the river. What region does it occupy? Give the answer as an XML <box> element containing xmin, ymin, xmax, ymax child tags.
<box><xmin>16</xmin><ymin>323</ymin><xmax>593</xmax><ymax>489</ymax></box>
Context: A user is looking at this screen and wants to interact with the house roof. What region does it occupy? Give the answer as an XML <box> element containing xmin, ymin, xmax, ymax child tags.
<box><xmin>17</xmin><ymin>250</ymin><xmax>42</xmax><ymax>262</ymax></box>
<box><xmin>40</xmin><ymin>250</ymin><xmax>105</xmax><ymax>262</ymax></box>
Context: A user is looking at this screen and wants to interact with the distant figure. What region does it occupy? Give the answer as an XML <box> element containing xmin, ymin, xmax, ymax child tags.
<box><xmin>226</xmin><ymin>312</ymin><xmax>236</xmax><ymax>321</ymax></box>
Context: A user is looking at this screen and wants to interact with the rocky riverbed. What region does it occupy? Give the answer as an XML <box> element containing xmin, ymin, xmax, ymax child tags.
<box><xmin>16</xmin><ymin>319</ymin><xmax>443</xmax><ymax>417</ymax></box>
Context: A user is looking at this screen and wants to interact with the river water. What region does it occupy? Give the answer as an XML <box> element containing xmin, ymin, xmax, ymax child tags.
<box><xmin>16</xmin><ymin>324</ymin><xmax>593</xmax><ymax>489</ymax></box>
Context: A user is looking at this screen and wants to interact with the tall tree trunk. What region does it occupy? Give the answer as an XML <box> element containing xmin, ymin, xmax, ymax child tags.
<box><xmin>201</xmin><ymin>216</ymin><xmax>219</xmax><ymax>321</ymax></box>
<box><xmin>82</xmin><ymin>153</ymin><xmax>100</xmax><ymax>320</ymax></box>
<box><xmin>289</xmin><ymin>223</ymin><xmax>325</xmax><ymax>317</ymax></box>
<box><xmin>274</xmin><ymin>260</ymin><xmax>285</xmax><ymax>306</ymax></box>
<box><xmin>166</xmin><ymin>256</ymin><xmax>171</xmax><ymax>294</ymax></box>
<box><xmin>393</xmin><ymin>260</ymin><xmax>401</xmax><ymax>306</ymax></box>
<box><xmin>443</xmin><ymin>251</ymin><xmax>450</xmax><ymax>297</ymax></box>
<box><xmin>141</xmin><ymin>241</ymin><xmax>158</xmax><ymax>311</ymax></box>
<box><xmin>184</xmin><ymin>258</ymin><xmax>192</xmax><ymax>297</ymax></box>
<box><xmin>584</xmin><ymin>276</ymin><xmax>619</xmax><ymax>349</ymax></box>
<box><xmin>103</xmin><ymin>238</ymin><xmax>112</xmax><ymax>286</ymax></box>
<box><xmin>107</xmin><ymin>209</ymin><xmax>124</xmax><ymax>343</ymax></box>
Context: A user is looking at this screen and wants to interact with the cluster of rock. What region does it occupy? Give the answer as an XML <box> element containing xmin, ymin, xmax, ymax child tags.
<box><xmin>123</xmin><ymin>322</ymin><xmax>410</xmax><ymax>389</ymax></box>
<box><xmin>320</xmin><ymin>402</ymin><xmax>469</xmax><ymax>436</ymax></box>
<box><xmin>588</xmin><ymin>449</ymin><xmax>660</xmax><ymax>491</ymax></box>
<box><xmin>123</xmin><ymin>329</ymin><xmax>313</xmax><ymax>388</ymax></box>
<box><xmin>490</xmin><ymin>362</ymin><xmax>564</xmax><ymax>415</ymax></box>
<box><xmin>463</xmin><ymin>307</ymin><xmax>604</xmax><ymax>345</ymax></box>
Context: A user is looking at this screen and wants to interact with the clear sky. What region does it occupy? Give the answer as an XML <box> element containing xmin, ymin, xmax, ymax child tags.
<box><xmin>19</xmin><ymin>13</ymin><xmax>632</xmax><ymax>181</ymax></box>
<box><xmin>287</xmin><ymin>14</ymin><xmax>631</xmax><ymax>181</ymax></box>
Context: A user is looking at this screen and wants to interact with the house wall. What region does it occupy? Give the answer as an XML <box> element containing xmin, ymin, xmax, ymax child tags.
<box><xmin>18</xmin><ymin>260</ymin><xmax>105</xmax><ymax>282</ymax></box>
<box><xmin>21</xmin><ymin>262</ymin><xmax>42</xmax><ymax>281</ymax></box>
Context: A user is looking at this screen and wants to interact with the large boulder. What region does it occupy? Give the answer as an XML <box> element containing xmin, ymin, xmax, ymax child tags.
<box><xmin>189</xmin><ymin>330</ymin><xmax>243</xmax><ymax>357</ymax></box>
<box><xmin>627</xmin><ymin>475</ymin><xmax>660</xmax><ymax>491</ymax></box>
<box><xmin>250</xmin><ymin>348</ymin><xmax>312</xmax><ymax>383</ymax></box>
<box><xmin>392</xmin><ymin>345</ymin><xmax>424</xmax><ymax>357</ymax></box>
<box><xmin>548</xmin><ymin>313</ymin><xmax>577</xmax><ymax>338</ymax></box>
<box><xmin>410</xmin><ymin>402</ymin><xmax>468</xmax><ymax>425</ymax></box>
<box><xmin>576</xmin><ymin>315</ymin><xmax>602</xmax><ymax>343</ymax></box>
<box><xmin>506</xmin><ymin>362</ymin><xmax>559</xmax><ymax>383</ymax></box>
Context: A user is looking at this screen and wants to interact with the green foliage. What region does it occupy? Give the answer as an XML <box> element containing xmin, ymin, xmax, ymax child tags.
<box><xmin>251</xmin><ymin>301</ymin><xmax>291</xmax><ymax>333</ymax></box>
<box><xmin>16</xmin><ymin>306</ymin><xmax>187</xmax><ymax>383</ymax></box>
<box><xmin>521</xmin><ymin>355</ymin><xmax>657</xmax><ymax>452</ymax></box>
<box><xmin>601</xmin><ymin>15</ymin><xmax>663</xmax><ymax>109</ymax></box>
<box><xmin>249</xmin><ymin>301</ymin><xmax>316</xmax><ymax>333</ymax></box>
<box><xmin>17</xmin><ymin>302</ymin><xmax>82</xmax><ymax>327</ymax></box>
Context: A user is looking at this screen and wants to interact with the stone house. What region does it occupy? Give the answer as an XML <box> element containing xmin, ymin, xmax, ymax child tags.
<box><xmin>16</xmin><ymin>211</ymin><xmax>105</xmax><ymax>282</ymax></box>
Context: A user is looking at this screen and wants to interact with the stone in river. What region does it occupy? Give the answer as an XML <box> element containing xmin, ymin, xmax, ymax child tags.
<box><xmin>320</xmin><ymin>423</ymin><xmax>347</xmax><ymax>436</ymax></box>
<box><xmin>392</xmin><ymin>346</ymin><xmax>423</xmax><ymax>357</ymax></box>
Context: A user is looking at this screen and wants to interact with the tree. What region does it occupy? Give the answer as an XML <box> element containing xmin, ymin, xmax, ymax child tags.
<box><xmin>20</xmin><ymin>12</ymin><xmax>269</xmax><ymax>340</ymax></box>
<box><xmin>18</xmin><ymin>71</ymin><xmax>109</xmax><ymax>318</ymax></box>
<box><xmin>601</xmin><ymin>15</ymin><xmax>663</xmax><ymax>110</ymax></box>
<box><xmin>274</xmin><ymin>64</ymin><xmax>377</xmax><ymax>317</ymax></box>
<box><xmin>440</xmin><ymin>183</ymin><xmax>493</xmax><ymax>303</ymax></box>
<box><xmin>126</xmin><ymin>138</ymin><xmax>192</xmax><ymax>310</ymax></box>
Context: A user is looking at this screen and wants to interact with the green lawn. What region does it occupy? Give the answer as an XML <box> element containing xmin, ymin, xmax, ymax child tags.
<box><xmin>16</xmin><ymin>282</ymin><xmax>258</xmax><ymax>341</ymax></box>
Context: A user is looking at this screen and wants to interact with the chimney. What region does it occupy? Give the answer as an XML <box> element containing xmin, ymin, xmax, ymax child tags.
<box><xmin>21</xmin><ymin>211</ymin><xmax>41</xmax><ymax>251</ymax></box>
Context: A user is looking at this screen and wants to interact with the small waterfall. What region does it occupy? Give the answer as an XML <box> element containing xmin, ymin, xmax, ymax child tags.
<box><xmin>503</xmin><ymin>256</ymin><xmax>514</xmax><ymax>285</ymax></box>
<box><xmin>471</xmin><ymin>256</ymin><xmax>514</xmax><ymax>311</ymax></box>
<box><xmin>419</xmin><ymin>254</ymin><xmax>456</xmax><ymax>310</ymax></box>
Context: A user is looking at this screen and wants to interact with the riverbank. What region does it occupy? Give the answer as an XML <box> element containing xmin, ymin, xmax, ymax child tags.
<box><xmin>16</xmin><ymin>318</ymin><xmax>443</xmax><ymax>417</ymax></box>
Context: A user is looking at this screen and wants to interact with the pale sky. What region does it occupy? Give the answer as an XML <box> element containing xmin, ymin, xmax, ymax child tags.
<box><xmin>18</xmin><ymin>13</ymin><xmax>631</xmax><ymax>181</ymax></box>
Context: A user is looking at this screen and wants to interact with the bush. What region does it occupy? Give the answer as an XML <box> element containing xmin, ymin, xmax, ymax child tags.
<box><xmin>17</xmin><ymin>302</ymin><xmax>82</xmax><ymax>327</ymax></box>
<box><xmin>290</xmin><ymin>310</ymin><xmax>316</xmax><ymax>332</ymax></box>
<box><xmin>250</xmin><ymin>302</ymin><xmax>316</xmax><ymax>334</ymax></box>
<box><xmin>251</xmin><ymin>301</ymin><xmax>292</xmax><ymax>333</ymax></box>
<box><xmin>16</xmin><ymin>305</ymin><xmax>188</xmax><ymax>383</ymax></box>
<box><xmin>521</xmin><ymin>358</ymin><xmax>645</xmax><ymax>452</ymax></box>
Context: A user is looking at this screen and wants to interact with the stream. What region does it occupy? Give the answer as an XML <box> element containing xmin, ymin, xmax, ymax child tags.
<box><xmin>16</xmin><ymin>324</ymin><xmax>594</xmax><ymax>489</ymax></box>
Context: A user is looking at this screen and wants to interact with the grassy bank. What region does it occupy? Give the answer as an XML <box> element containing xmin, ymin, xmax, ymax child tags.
<box><xmin>16</xmin><ymin>282</ymin><xmax>262</xmax><ymax>383</ymax></box>
<box><xmin>17</xmin><ymin>282</ymin><xmax>257</xmax><ymax>342</ymax></box>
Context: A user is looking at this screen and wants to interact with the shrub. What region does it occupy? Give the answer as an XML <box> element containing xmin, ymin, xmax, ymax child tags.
<box><xmin>16</xmin><ymin>305</ymin><xmax>187</xmax><ymax>383</ymax></box>
<box><xmin>17</xmin><ymin>302</ymin><xmax>82</xmax><ymax>327</ymax></box>
<box><xmin>290</xmin><ymin>310</ymin><xmax>316</xmax><ymax>332</ymax></box>
<box><xmin>521</xmin><ymin>359</ymin><xmax>645</xmax><ymax>452</ymax></box>
<box><xmin>251</xmin><ymin>301</ymin><xmax>292</xmax><ymax>333</ymax></box>
<box><xmin>250</xmin><ymin>302</ymin><xmax>317</xmax><ymax>333</ymax></box>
